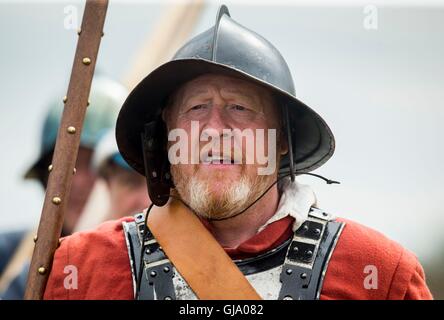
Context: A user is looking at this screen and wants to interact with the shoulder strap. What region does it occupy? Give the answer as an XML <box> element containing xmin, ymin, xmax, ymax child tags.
<box><xmin>147</xmin><ymin>200</ymin><xmax>261</xmax><ymax>300</ymax></box>
<box><xmin>123</xmin><ymin>213</ymin><xmax>175</xmax><ymax>300</ymax></box>
<box><xmin>278</xmin><ymin>207</ymin><xmax>345</xmax><ymax>300</ymax></box>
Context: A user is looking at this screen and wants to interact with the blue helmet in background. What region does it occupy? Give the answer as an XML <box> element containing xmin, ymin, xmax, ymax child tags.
<box><xmin>25</xmin><ymin>75</ymin><xmax>128</xmax><ymax>184</ymax></box>
<box><xmin>92</xmin><ymin>128</ymin><xmax>132</xmax><ymax>175</ymax></box>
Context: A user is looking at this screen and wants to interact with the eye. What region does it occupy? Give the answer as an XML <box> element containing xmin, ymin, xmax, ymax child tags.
<box><xmin>231</xmin><ymin>104</ymin><xmax>246</xmax><ymax>111</ymax></box>
<box><xmin>190</xmin><ymin>104</ymin><xmax>206</xmax><ymax>111</ymax></box>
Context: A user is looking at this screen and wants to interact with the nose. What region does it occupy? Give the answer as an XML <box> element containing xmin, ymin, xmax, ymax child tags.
<box><xmin>201</xmin><ymin>96</ymin><xmax>231</xmax><ymax>136</ymax></box>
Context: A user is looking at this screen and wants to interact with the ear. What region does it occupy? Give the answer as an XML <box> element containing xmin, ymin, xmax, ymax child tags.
<box><xmin>161</xmin><ymin>107</ymin><xmax>171</xmax><ymax>132</ymax></box>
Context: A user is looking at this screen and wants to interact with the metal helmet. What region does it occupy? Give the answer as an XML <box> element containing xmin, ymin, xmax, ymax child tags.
<box><xmin>25</xmin><ymin>75</ymin><xmax>128</xmax><ymax>183</ymax></box>
<box><xmin>116</xmin><ymin>5</ymin><xmax>335</xmax><ymax>178</ymax></box>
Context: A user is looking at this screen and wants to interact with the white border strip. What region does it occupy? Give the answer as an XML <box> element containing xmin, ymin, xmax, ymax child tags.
<box><xmin>5</xmin><ymin>0</ymin><xmax>444</xmax><ymax>7</ymax></box>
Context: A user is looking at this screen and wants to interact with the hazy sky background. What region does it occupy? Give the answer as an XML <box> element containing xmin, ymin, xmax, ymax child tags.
<box><xmin>0</xmin><ymin>0</ymin><xmax>443</xmax><ymax>268</ymax></box>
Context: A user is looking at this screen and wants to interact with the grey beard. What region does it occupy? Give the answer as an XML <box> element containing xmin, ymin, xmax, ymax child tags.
<box><xmin>186</xmin><ymin>175</ymin><xmax>252</xmax><ymax>219</ymax></box>
<box><xmin>171</xmin><ymin>165</ymin><xmax>272</xmax><ymax>220</ymax></box>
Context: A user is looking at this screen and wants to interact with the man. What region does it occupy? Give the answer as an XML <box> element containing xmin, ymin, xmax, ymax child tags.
<box><xmin>0</xmin><ymin>76</ymin><xmax>127</xmax><ymax>299</ymax></box>
<box><xmin>43</xmin><ymin>6</ymin><xmax>432</xmax><ymax>300</ymax></box>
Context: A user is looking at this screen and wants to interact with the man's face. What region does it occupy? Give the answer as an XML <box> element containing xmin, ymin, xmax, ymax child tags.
<box><xmin>164</xmin><ymin>74</ymin><xmax>286</xmax><ymax>219</ymax></box>
<box><xmin>107</xmin><ymin>166</ymin><xmax>150</xmax><ymax>219</ymax></box>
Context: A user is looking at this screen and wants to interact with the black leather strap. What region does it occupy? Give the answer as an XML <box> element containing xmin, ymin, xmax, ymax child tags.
<box><xmin>123</xmin><ymin>213</ymin><xmax>176</xmax><ymax>300</ymax></box>
<box><xmin>278</xmin><ymin>207</ymin><xmax>345</xmax><ymax>300</ymax></box>
<box><xmin>234</xmin><ymin>237</ymin><xmax>291</xmax><ymax>275</ymax></box>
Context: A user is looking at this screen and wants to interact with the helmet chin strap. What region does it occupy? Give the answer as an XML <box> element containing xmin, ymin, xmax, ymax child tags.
<box><xmin>199</xmin><ymin>105</ymin><xmax>340</xmax><ymax>221</ymax></box>
<box><xmin>282</xmin><ymin>104</ymin><xmax>340</xmax><ymax>185</ymax></box>
<box><xmin>284</xmin><ymin>104</ymin><xmax>296</xmax><ymax>182</ymax></box>
<box><xmin>135</xmin><ymin>173</ymin><xmax>338</xmax><ymax>299</ymax></box>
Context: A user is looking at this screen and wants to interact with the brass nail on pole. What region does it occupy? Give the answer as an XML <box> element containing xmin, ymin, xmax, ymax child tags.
<box><xmin>25</xmin><ymin>0</ymin><xmax>109</xmax><ymax>300</ymax></box>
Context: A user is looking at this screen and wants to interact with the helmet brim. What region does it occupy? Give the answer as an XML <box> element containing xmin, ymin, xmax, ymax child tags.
<box><xmin>116</xmin><ymin>58</ymin><xmax>335</xmax><ymax>176</ymax></box>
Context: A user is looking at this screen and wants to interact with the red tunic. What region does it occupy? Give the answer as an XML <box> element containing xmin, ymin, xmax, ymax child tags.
<box><xmin>43</xmin><ymin>216</ymin><xmax>432</xmax><ymax>300</ymax></box>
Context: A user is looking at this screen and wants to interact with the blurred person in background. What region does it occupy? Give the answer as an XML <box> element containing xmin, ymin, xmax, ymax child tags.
<box><xmin>94</xmin><ymin>130</ymin><xmax>150</xmax><ymax>220</ymax></box>
<box><xmin>0</xmin><ymin>75</ymin><xmax>127</xmax><ymax>299</ymax></box>
<box><xmin>74</xmin><ymin>129</ymin><xmax>150</xmax><ymax>232</ymax></box>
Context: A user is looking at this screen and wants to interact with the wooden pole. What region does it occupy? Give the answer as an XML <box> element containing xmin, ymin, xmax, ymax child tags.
<box><xmin>24</xmin><ymin>0</ymin><xmax>108</xmax><ymax>300</ymax></box>
<box><xmin>75</xmin><ymin>0</ymin><xmax>205</xmax><ymax>232</ymax></box>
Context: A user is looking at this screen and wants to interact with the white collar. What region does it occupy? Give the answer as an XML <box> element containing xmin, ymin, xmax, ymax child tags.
<box><xmin>257</xmin><ymin>178</ymin><xmax>318</xmax><ymax>232</ymax></box>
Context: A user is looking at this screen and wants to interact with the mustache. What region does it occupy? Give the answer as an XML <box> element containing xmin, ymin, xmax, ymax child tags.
<box><xmin>200</xmin><ymin>150</ymin><xmax>241</xmax><ymax>164</ymax></box>
<box><xmin>167</xmin><ymin>122</ymin><xmax>279</xmax><ymax>175</ymax></box>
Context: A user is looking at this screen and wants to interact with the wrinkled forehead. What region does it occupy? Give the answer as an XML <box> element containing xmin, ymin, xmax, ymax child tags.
<box><xmin>164</xmin><ymin>73</ymin><xmax>278</xmax><ymax>114</ymax></box>
<box><xmin>179</xmin><ymin>73</ymin><xmax>262</xmax><ymax>96</ymax></box>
